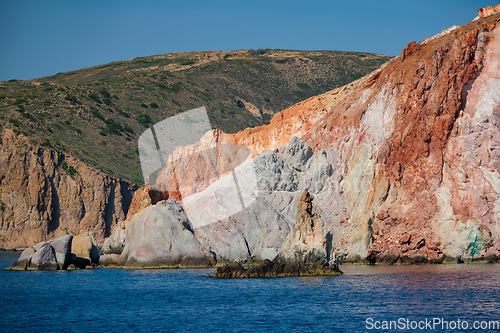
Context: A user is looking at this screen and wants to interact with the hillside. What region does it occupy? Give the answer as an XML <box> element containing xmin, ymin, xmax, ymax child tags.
<box><xmin>0</xmin><ymin>49</ymin><xmax>391</xmax><ymax>184</ymax></box>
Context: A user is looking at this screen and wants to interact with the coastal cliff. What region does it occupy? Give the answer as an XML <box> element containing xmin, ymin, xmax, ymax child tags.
<box><xmin>112</xmin><ymin>7</ymin><xmax>500</xmax><ymax>265</ymax></box>
<box><xmin>0</xmin><ymin>129</ymin><xmax>137</xmax><ymax>249</ymax></box>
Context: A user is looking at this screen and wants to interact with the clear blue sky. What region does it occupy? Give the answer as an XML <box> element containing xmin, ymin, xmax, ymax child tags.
<box><xmin>0</xmin><ymin>0</ymin><xmax>495</xmax><ymax>81</ymax></box>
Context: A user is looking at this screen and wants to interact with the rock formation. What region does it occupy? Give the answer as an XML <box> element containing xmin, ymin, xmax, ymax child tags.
<box><xmin>211</xmin><ymin>189</ymin><xmax>342</xmax><ymax>278</ymax></box>
<box><xmin>117</xmin><ymin>199</ymin><xmax>214</xmax><ymax>268</ymax></box>
<box><xmin>0</xmin><ymin>129</ymin><xmax>138</xmax><ymax>249</ymax></box>
<box><xmin>478</xmin><ymin>4</ymin><xmax>500</xmax><ymax>18</ymax></box>
<box><xmin>6</xmin><ymin>234</ymin><xmax>72</xmax><ymax>270</ymax></box>
<box><xmin>119</xmin><ymin>8</ymin><xmax>500</xmax><ymax>265</ymax></box>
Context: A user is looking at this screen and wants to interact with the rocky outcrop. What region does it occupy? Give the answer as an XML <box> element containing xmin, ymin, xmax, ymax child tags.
<box><xmin>0</xmin><ymin>129</ymin><xmax>138</xmax><ymax>249</ymax></box>
<box><xmin>134</xmin><ymin>10</ymin><xmax>500</xmax><ymax>265</ymax></box>
<box><xmin>6</xmin><ymin>234</ymin><xmax>72</xmax><ymax>270</ymax></box>
<box><xmin>276</xmin><ymin>189</ymin><xmax>339</xmax><ymax>270</ymax></box>
<box><xmin>212</xmin><ymin>189</ymin><xmax>342</xmax><ymax>278</ymax></box>
<box><xmin>478</xmin><ymin>4</ymin><xmax>500</xmax><ymax>18</ymax></box>
<box><xmin>117</xmin><ymin>199</ymin><xmax>214</xmax><ymax>268</ymax></box>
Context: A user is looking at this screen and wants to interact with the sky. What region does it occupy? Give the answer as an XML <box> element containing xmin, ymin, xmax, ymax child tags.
<box><xmin>0</xmin><ymin>0</ymin><xmax>496</xmax><ymax>82</ymax></box>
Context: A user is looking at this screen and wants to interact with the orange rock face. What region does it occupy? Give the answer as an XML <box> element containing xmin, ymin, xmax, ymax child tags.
<box><xmin>478</xmin><ymin>4</ymin><xmax>500</xmax><ymax>18</ymax></box>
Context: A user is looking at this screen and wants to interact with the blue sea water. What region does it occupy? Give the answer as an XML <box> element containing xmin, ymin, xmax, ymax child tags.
<box><xmin>1</xmin><ymin>252</ymin><xmax>499</xmax><ymax>333</ymax></box>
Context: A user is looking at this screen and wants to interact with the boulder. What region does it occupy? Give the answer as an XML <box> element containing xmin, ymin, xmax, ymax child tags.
<box><xmin>118</xmin><ymin>199</ymin><xmax>214</xmax><ymax>268</ymax></box>
<box><xmin>71</xmin><ymin>232</ymin><xmax>100</xmax><ymax>265</ymax></box>
<box><xmin>29</xmin><ymin>243</ymin><xmax>58</xmax><ymax>270</ymax></box>
<box><xmin>6</xmin><ymin>235</ymin><xmax>73</xmax><ymax>271</ymax></box>
<box><xmin>9</xmin><ymin>247</ymin><xmax>35</xmax><ymax>271</ymax></box>
<box><xmin>50</xmin><ymin>235</ymin><xmax>73</xmax><ymax>269</ymax></box>
<box><xmin>98</xmin><ymin>254</ymin><xmax>120</xmax><ymax>266</ymax></box>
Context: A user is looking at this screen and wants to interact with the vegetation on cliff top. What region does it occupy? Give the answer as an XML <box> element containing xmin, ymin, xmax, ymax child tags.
<box><xmin>0</xmin><ymin>49</ymin><xmax>391</xmax><ymax>185</ymax></box>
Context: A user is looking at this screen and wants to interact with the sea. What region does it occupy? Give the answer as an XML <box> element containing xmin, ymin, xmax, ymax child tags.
<box><xmin>0</xmin><ymin>252</ymin><xmax>499</xmax><ymax>333</ymax></box>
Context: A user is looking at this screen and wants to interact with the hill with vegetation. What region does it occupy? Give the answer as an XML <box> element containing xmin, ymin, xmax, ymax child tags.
<box><xmin>0</xmin><ymin>49</ymin><xmax>391</xmax><ymax>184</ymax></box>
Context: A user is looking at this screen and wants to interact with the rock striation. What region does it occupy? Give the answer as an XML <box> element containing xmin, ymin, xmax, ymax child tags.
<box><xmin>0</xmin><ymin>129</ymin><xmax>138</xmax><ymax>249</ymax></box>
<box><xmin>120</xmin><ymin>8</ymin><xmax>500</xmax><ymax>266</ymax></box>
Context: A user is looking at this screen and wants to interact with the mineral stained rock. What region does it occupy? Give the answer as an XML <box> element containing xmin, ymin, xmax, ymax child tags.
<box><xmin>127</xmin><ymin>9</ymin><xmax>500</xmax><ymax>265</ymax></box>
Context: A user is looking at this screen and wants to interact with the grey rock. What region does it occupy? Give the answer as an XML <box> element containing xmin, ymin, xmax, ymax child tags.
<box><xmin>9</xmin><ymin>247</ymin><xmax>35</xmax><ymax>271</ymax></box>
<box><xmin>101</xmin><ymin>227</ymin><xmax>126</xmax><ymax>254</ymax></box>
<box><xmin>50</xmin><ymin>235</ymin><xmax>73</xmax><ymax>269</ymax></box>
<box><xmin>118</xmin><ymin>199</ymin><xmax>212</xmax><ymax>268</ymax></box>
<box><xmin>253</xmin><ymin>150</ymin><xmax>298</xmax><ymax>192</ymax></box>
<box><xmin>29</xmin><ymin>244</ymin><xmax>58</xmax><ymax>270</ymax></box>
<box><xmin>279</xmin><ymin>136</ymin><xmax>313</xmax><ymax>172</ymax></box>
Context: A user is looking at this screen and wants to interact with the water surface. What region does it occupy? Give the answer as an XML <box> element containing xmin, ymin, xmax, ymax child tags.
<box><xmin>1</xmin><ymin>253</ymin><xmax>499</xmax><ymax>332</ymax></box>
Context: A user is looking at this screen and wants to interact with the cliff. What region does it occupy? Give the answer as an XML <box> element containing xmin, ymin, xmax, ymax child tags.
<box><xmin>0</xmin><ymin>129</ymin><xmax>138</xmax><ymax>249</ymax></box>
<box><xmin>120</xmin><ymin>7</ymin><xmax>500</xmax><ymax>265</ymax></box>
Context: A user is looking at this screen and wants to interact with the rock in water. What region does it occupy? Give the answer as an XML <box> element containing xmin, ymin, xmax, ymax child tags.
<box><xmin>71</xmin><ymin>232</ymin><xmax>100</xmax><ymax>267</ymax></box>
<box><xmin>276</xmin><ymin>188</ymin><xmax>340</xmax><ymax>272</ymax></box>
<box><xmin>117</xmin><ymin>199</ymin><xmax>214</xmax><ymax>268</ymax></box>
<box><xmin>9</xmin><ymin>248</ymin><xmax>35</xmax><ymax>271</ymax></box>
<box><xmin>212</xmin><ymin>189</ymin><xmax>342</xmax><ymax>278</ymax></box>
<box><xmin>6</xmin><ymin>235</ymin><xmax>73</xmax><ymax>271</ymax></box>
<box><xmin>50</xmin><ymin>235</ymin><xmax>73</xmax><ymax>269</ymax></box>
<box><xmin>29</xmin><ymin>243</ymin><xmax>58</xmax><ymax>270</ymax></box>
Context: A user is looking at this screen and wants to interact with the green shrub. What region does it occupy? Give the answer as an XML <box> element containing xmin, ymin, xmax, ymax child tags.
<box><xmin>275</xmin><ymin>59</ymin><xmax>289</xmax><ymax>64</ymax></box>
<box><xmin>136</xmin><ymin>114</ymin><xmax>152</xmax><ymax>127</ymax></box>
<box><xmin>64</xmin><ymin>94</ymin><xmax>80</xmax><ymax>104</ymax></box>
<box><xmin>91</xmin><ymin>110</ymin><xmax>105</xmax><ymax>120</ymax></box>
<box><xmin>8</xmin><ymin>119</ymin><xmax>21</xmax><ymax>126</ymax></box>
<box><xmin>89</xmin><ymin>92</ymin><xmax>102</xmax><ymax>104</ymax></box>
<box><xmin>168</xmin><ymin>82</ymin><xmax>182</xmax><ymax>93</ymax></box>
<box><xmin>296</xmin><ymin>82</ymin><xmax>310</xmax><ymax>89</ymax></box>
<box><xmin>149</xmin><ymin>102</ymin><xmax>159</xmax><ymax>108</ymax></box>
<box><xmin>155</xmin><ymin>82</ymin><xmax>167</xmax><ymax>90</ymax></box>
<box><xmin>140</xmin><ymin>103</ymin><xmax>148</xmax><ymax>108</ymax></box>
<box><xmin>98</xmin><ymin>87</ymin><xmax>111</xmax><ymax>99</ymax></box>
<box><xmin>123</xmin><ymin>126</ymin><xmax>135</xmax><ymax>134</ymax></box>
<box><xmin>68</xmin><ymin>166</ymin><xmax>77</xmax><ymax>176</ymax></box>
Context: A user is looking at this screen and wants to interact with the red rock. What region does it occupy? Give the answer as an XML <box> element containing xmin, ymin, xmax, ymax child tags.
<box><xmin>478</xmin><ymin>4</ymin><xmax>500</xmax><ymax>18</ymax></box>
<box><xmin>376</xmin><ymin>211</ymin><xmax>389</xmax><ymax>220</ymax></box>
<box><xmin>399</xmin><ymin>234</ymin><xmax>411</xmax><ymax>244</ymax></box>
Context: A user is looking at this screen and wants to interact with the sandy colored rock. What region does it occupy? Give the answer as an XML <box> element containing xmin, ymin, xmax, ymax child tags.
<box><xmin>0</xmin><ymin>129</ymin><xmax>137</xmax><ymax>249</ymax></box>
<box><xmin>71</xmin><ymin>232</ymin><xmax>99</xmax><ymax>264</ymax></box>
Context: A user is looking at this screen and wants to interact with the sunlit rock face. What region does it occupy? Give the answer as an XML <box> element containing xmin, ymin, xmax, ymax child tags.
<box><xmin>116</xmin><ymin>10</ymin><xmax>500</xmax><ymax>264</ymax></box>
<box><xmin>0</xmin><ymin>129</ymin><xmax>138</xmax><ymax>249</ymax></box>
